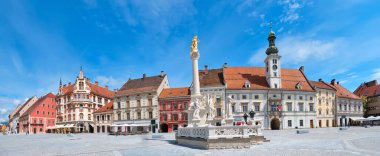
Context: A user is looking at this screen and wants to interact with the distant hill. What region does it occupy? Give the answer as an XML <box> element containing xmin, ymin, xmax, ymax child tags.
<box><xmin>0</xmin><ymin>122</ymin><xmax>8</xmax><ymax>125</ymax></box>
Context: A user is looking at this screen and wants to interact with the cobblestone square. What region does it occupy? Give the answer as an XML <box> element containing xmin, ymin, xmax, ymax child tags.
<box><xmin>0</xmin><ymin>127</ymin><xmax>379</xmax><ymax>156</ymax></box>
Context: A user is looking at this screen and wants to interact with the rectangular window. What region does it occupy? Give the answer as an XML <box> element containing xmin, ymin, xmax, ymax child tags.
<box><xmin>288</xmin><ymin>120</ymin><xmax>292</xmax><ymax>127</ymax></box>
<box><xmin>184</xmin><ymin>102</ymin><xmax>188</xmax><ymax>109</ymax></box>
<box><xmin>137</xmin><ymin>112</ymin><xmax>141</xmax><ymax>119</ymax></box>
<box><xmin>148</xmin><ymin>99</ymin><xmax>152</xmax><ymax>106</ymax></box>
<box><xmin>326</xmin><ymin>120</ymin><xmax>329</xmax><ymax>127</ymax></box>
<box><xmin>309</xmin><ymin>103</ymin><xmax>314</xmax><ymax>111</ymax></box>
<box><xmin>242</xmin><ymin>95</ymin><xmax>247</xmax><ymax>99</ymax></box>
<box><xmin>232</xmin><ymin>104</ymin><xmax>235</xmax><ymax>113</ymax></box>
<box><xmin>173</xmin><ymin>114</ymin><xmax>178</xmax><ymax>121</ymax></box>
<box><xmin>300</xmin><ymin>120</ymin><xmax>304</xmax><ymax>127</ymax></box>
<box><xmin>242</xmin><ymin>103</ymin><xmax>248</xmax><ymax>112</ymax></box>
<box><xmin>309</xmin><ymin>97</ymin><xmax>313</xmax><ymax>101</ymax></box>
<box><xmin>287</xmin><ymin>95</ymin><xmax>291</xmax><ymax>100</ymax></box>
<box><xmin>299</xmin><ymin>96</ymin><xmax>303</xmax><ymax>100</ymax></box>
<box><xmin>287</xmin><ymin>102</ymin><xmax>292</xmax><ymax>111</ymax></box>
<box><xmin>127</xmin><ymin>113</ymin><xmax>130</xmax><ymax>120</ymax></box>
<box><xmin>149</xmin><ymin>112</ymin><xmax>153</xmax><ymax>119</ymax></box>
<box><xmin>254</xmin><ymin>103</ymin><xmax>260</xmax><ymax>111</ymax></box>
<box><xmin>298</xmin><ymin>103</ymin><xmax>304</xmax><ymax>111</ymax></box>
<box><xmin>163</xmin><ymin>114</ymin><xmax>167</xmax><ymax>121</ymax></box>
<box><xmin>117</xmin><ymin>102</ymin><xmax>121</xmax><ymax>109</ymax></box>
<box><xmin>217</xmin><ymin>108</ymin><xmax>222</xmax><ymax>116</ymax></box>
<box><xmin>254</xmin><ymin>95</ymin><xmax>259</xmax><ymax>100</ymax></box>
<box><xmin>173</xmin><ymin>103</ymin><xmax>177</xmax><ymax>109</ymax></box>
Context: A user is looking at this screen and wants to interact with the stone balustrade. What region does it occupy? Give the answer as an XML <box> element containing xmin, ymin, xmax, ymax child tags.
<box><xmin>177</xmin><ymin>125</ymin><xmax>262</xmax><ymax>140</ymax></box>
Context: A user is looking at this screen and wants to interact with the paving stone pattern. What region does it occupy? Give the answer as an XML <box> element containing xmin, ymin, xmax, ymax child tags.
<box><xmin>0</xmin><ymin>127</ymin><xmax>379</xmax><ymax>156</ymax></box>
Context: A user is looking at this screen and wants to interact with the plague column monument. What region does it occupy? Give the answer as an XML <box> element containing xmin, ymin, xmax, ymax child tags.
<box><xmin>176</xmin><ymin>35</ymin><xmax>267</xmax><ymax>149</ymax></box>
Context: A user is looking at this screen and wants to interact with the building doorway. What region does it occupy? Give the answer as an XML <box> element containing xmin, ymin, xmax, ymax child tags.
<box><xmin>319</xmin><ymin>120</ymin><xmax>322</xmax><ymax>128</ymax></box>
<box><xmin>89</xmin><ymin>124</ymin><xmax>94</xmax><ymax>133</ymax></box>
<box><xmin>160</xmin><ymin>123</ymin><xmax>168</xmax><ymax>133</ymax></box>
<box><xmin>311</xmin><ymin>120</ymin><xmax>314</xmax><ymax>128</ymax></box>
<box><xmin>33</xmin><ymin>128</ymin><xmax>37</xmax><ymax>134</ymax></box>
<box><xmin>270</xmin><ymin>118</ymin><xmax>280</xmax><ymax>130</ymax></box>
<box><xmin>173</xmin><ymin>124</ymin><xmax>178</xmax><ymax>131</ymax></box>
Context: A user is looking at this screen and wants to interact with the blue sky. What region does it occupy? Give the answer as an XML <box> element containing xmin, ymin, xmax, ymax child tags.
<box><xmin>1</xmin><ymin>0</ymin><xmax>380</xmax><ymax>122</ymax></box>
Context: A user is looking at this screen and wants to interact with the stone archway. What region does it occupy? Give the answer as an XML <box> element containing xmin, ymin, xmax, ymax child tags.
<box><xmin>270</xmin><ymin>118</ymin><xmax>280</xmax><ymax>130</ymax></box>
<box><xmin>160</xmin><ymin>123</ymin><xmax>168</xmax><ymax>133</ymax></box>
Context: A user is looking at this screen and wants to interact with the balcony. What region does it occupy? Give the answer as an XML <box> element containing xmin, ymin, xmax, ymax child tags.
<box><xmin>72</xmin><ymin>99</ymin><xmax>91</xmax><ymax>102</ymax></box>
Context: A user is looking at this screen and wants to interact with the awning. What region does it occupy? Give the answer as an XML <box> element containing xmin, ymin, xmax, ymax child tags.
<box><xmin>110</xmin><ymin>123</ymin><xmax>151</xmax><ymax>127</ymax></box>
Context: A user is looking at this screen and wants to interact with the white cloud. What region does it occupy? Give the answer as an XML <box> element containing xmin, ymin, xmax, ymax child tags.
<box><xmin>0</xmin><ymin>97</ymin><xmax>23</xmax><ymax>106</ymax></box>
<box><xmin>94</xmin><ymin>76</ymin><xmax>123</xmax><ymax>88</ymax></box>
<box><xmin>0</xmin><ymin>108</ymin><xmax>7</xmax><ymax>115</ymax></box>
<box><xmin>249</xmin><ymin>36</ymin><xmax>342</xmax><ymax>65</ymax></box>
<box><xmin>371</xmin><ymin>69</ymin><xmax>380</xmax><ymax>80</ymax></box>
<box><xmin>278</xmin><ymin>0</ymin><xmax>311</xmax><ymax>24</ymax></box>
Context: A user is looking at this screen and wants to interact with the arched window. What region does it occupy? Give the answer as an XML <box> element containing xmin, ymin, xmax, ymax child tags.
<box><xmin>80</xmin><ymin>113</ymin><xmax>84</xmax><ymax>119</ymax></box>
<box><xmin>79</xmin><ymin>82</ymin><xmax>84</xmax><ymax>90</ymax></box>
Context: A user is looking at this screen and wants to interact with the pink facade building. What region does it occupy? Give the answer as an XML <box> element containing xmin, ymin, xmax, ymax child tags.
<box><xmin>18</xmin><ymin>93</ymin><xmax>57</xmax><ymax>134</ymax></box>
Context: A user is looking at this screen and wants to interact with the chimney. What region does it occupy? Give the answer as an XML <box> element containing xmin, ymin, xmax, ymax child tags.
<box><xmin>105</xmin><ymin>85</ymin><xmax>109</xmax><ymax>89</ymax></box>
<box><xmin>204</xmin><ymin>65</ymin><xmax>208</xmax><ymax>74</ymax></box>
<box><xmin>95</xmin><ymin>81</ymin><xmax>99</xmax><ymax>85</ymax></box>
<box><xmin>337</xmin><ymin>81</ymin><xmax>340</xmax><ymax>85</ymax></box>
<box><xmin>68</xmin><ymin>82</ymin><xmax>71</xmax><ymax>85</ymax></box>
<box><xmin>143</xmin><ymin>74</ymin><xmax>146</xmax><ymax>78</ymax></box>
<box><xmin>63</xmin><ymin>84</ymin><xmax>67</xmax><ymax>87</ymax></box>
<box><xmin>86</xmin><ymin>78</ymin><xmax>90</xmax><ymax>82</ymax></box>
<box><xmin>318</xmin><ymin>78</ymin><xmax>322</xmax><ymax>82</ymax></box>
<box><xmin>299</xmin><ymin>66</ymin><xmax>304</xmax><ymax>72</ymax></box>
<box><xmin>223</xmin><ymin>62</ymin><xmax>228</xmax><ymax>68</ymax></box>
<box><xmin>331</xmin><ymin>79</ymin><xmax>336</xmax><ymax>85</ymax></box>
<box><xmin>160</xmin><ymin>71</ymin><xmax>165</xmax><ymax>77</ymax></box>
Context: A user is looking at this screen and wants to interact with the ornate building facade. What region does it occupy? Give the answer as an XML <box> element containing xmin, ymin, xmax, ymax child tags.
<box><xmin>56</xmin><ymin>68</ymin><xmax>115</xmax><ymax>133</ymax></box>
<box><xmin>113</xmin><ymin>72</ymin><xmax>169</xmax><ymax>133</ymax></box>
<box><xmin>311</xmin><ymin>79</ymin><xmax>337</xmax><ymax>127</ymax></box>
<box><xmin>223</xmin><ymin>26</ymin><xmax>317</xmax><ymax>130</ymax></box>
<box><xmin>158</xmin><ymin>87</ymin><xmax>190</xmax><ymax>132</ymax></box>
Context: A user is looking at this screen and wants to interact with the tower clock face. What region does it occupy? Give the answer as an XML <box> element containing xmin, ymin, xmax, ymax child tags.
<box><xmin>272</xmin><ymin>65</ymin><xmax>278</xmax><ymax>70</ymax></box>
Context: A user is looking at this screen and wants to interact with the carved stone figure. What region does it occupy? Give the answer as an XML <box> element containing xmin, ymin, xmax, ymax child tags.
<box><xmin>192</xmin><ymin>97</ymin><xmax>201</xmax><ymax>120</ymax></box>
<box><xmin>206</xmin><ymin>94</ymin><xmax>216</xmax><ymax>118</ymax></box>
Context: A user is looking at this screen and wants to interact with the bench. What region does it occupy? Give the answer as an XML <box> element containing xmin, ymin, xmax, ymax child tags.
<box><xmin>296</xmin><ymin>129</ymin><xmax>309</xmax><ymax>134</ymax></box>
<box><xmin>152</xmin><ymin>134</ymin><xmax>164</xmax><ymax>139</ymax></box>
<box><xmin>339</xmin><ymin>127</ymin><xmax>348</xmax><ymax>130</ymax></box>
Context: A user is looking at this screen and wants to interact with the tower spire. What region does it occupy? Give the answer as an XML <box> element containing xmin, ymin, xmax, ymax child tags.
<box><xmin>59</xmin><ymin>78</ymin><xmax>62</xmax><ymax>86</ymax></box>
<box><xmin>79</xmin><ymin>66</ymin><xmax>84</xmax><ymax>79</ymax></box>
<box><xmin>265</xmin><ymin>22</ymin><xmax>278</xmax><ymax>55</ymax></box>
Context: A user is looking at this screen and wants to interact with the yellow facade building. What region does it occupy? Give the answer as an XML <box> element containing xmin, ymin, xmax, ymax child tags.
<box><xmin>311</xmin><ymin>80</ymin><xmax>337</xmax><ymax>128</ymax></box>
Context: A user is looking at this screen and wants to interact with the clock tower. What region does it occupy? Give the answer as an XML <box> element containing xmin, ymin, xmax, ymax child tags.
<box><xmin>265</xmin><ymin>23</ymin><xmax>281</xmax><ymax>89</ymax></box>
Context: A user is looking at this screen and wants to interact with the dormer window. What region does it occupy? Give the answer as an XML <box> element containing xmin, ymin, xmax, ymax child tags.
<box><xmin>244</xmin><ymin>80</ymin><xmax>251</xmax><ymax>88</ymax></box>
<box><xmin>296</xmin><ymin>82</ymin><xmax>302</xmax><ymax>89</ymax></box>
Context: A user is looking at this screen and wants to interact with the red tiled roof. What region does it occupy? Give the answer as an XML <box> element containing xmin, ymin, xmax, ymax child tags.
<box><xmin>59</xmin><ymin>82</ymin><xmax>115</xmax><ymax>99</ymax></box>
<box><xmin>199</xmin><ymin>69</ymin><xmax>224</xmax><ymax>87</ymax></box>
<box><xmin>20</xmin><ymin>93</ymin><xmax>56</xmax><ymax>118</ymax></box>
<box><xmin>116</xmin><ymin>75</ymin><xmax>166</xmax><ymax>96</ymax></box>
<box><xmin>223</xmin><ymin>67</ymin><xmax>315</xmax><ymax>91</ymax></box>
<box><xmin>354</xmin><ymin>80</ymin><xmax>380</xmax><ymax>97</ymax></box>
<box><xmin>94</xmin><ymin>101</ymin><xmax>113</xmax><ymax>113</ymax></box>
<box><xmin>159</xmin><ymin>87</ymin><xmax>190</xmax><ymax>99</ymax></box>
<box><xmin>87</xmin><ymin>83</ymin><xmax>115</xmax><ymax>99</ymax></box>
<box><xmin>310</xmin><ymin>81</ymin><xmax>336</xmax><ymax>90</ymax></box>
<box><xmin>61</xmin><ymin>84</ymin><xmax>74</xmax><ymax>95</ymax></box>
<box><xmin>328</xmin><ymin>83</ymin><xmax>360</xmax><ymax>100</ymax></box>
